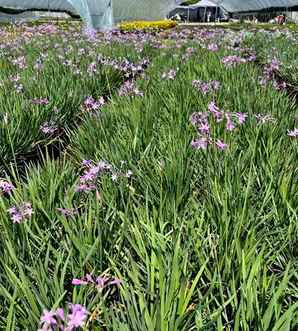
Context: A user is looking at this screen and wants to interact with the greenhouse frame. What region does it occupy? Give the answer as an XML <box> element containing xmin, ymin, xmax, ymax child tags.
<box><xmin>0</xmin><ymin>0</ymin><xmax>180</xmax><ymax>28</ymax></box>
<box><xmin>0</xmin><ymin>0</ymin><xmax>297</xmax><ymax>27</ymax></box>
<box><xmin>211</xmin><ymin>0</ymin><xmax>298</xmax><ymax>13</ymax></box>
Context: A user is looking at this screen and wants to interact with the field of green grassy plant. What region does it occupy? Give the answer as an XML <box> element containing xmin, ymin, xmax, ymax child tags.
<box><xmin>0</xmin><ymin>23</ymin><xmax>297</xmax><ymax>330</ymax></box>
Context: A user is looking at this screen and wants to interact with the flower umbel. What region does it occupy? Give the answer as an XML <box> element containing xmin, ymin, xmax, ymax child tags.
<box><xmin>8</xmin><ymin>202</ymin><xmax>33</xmax><ymax>223</ymax></box>
<box><xmin>0</xmin><ymin>180</ymin><xmax>15</xmax><ymax>195</ymax></box>
<box><xmin>287</xmin><ymin>128</ymin><xmax>298</xmax><ymax>137</ymax></box>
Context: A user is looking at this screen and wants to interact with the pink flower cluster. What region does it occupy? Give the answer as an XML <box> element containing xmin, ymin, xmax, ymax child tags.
<box><xmin>118</xmin><ymin>80</ymin><xmax>143</xmax><ymax>97</ymax></box>
<box><xmin>8</xmin><ymin>202</ymin><xmax>33</xmax><ymax>223</ymax></box>
<box><xmin>40</xmin><ymin>121</ymin><xmax>58</xmax><ymax>135</ymax></box>
<box><xmin>192</xmin><ymin>79</ymin><xmax>220</xmax><ymax>95</ymax></box>
<box><xmin>83</xmin><ymin>26</ymin><xmax>97</xmax><ymax>41</ymax></box>
<box><xmin>287</xmin><ymin>128</ymin><xmax>298</xmax><ymax>137</ymax></box>
<box><xmin>207</xmin><ymin>43</ymin><xmax>219</xmax><ymax>52</ymax></box>
<box><xmin>182</xmin><ymin>47</ymin><xmax>196</xmax><ymax>61</ymax></box>
<box><xmin>162</xmin><ymin>69</ymin><xmax>178</xmax><ymax>80</ymax></box>
<box><xmin>31</xmin><ymin>98</ymin><xmax>49</xmax><ymax>105</ymax></box>
<box><xmin>9</xmin><ymin>74</ymin><xmax>24</xmax><ymax>93</ymax></box>
<box><xmin>76</xmin><ymin>160</ymin><xmax>133</xmax><ymax>193</ymax></box>
<box><xmin>255</xmin><ymin>113</ymin><xmax>276</xmax><ymax>124</ymax></box>
<box><xmin>87</xmin><ymin>62</ymin><xmax>97</xmax><ymax>76</ymax></box>
<box><xmin>221</xmin><ymin>51</ymin><xmax>256</xmax><ymax>67</ymax></box>
<box><xmin>96</xmin><ymin>55</ymin><xmax>150</xmax><ymax>80</ymax></box>
<box><xmin>11</xmin><ymin>56</ymin><xmax>27</xmax><ymax>69</ymax></box>
<box><xmin>191</xmin><ymin>137</ymin><xmax>228</xmax><ymax>151</ymax></box>
<box><xmin>39</xmin><ymin>304</ymin><xmax>88</xmax><ymax>331</ymax></box>
<box><xmin>259</xmin><ymin>58</ymin><xmax>287</xmax><ymax>91</ymax></box>
<box><xmin>72</xmin><ymin>273</ymin><xmax>121</xmax><ymax>289</ymax></box>
<box><xmin>56</xmin><ymin>208</ymin><xmax>78</xmax><ymax>218</ymax></box>
<box><xmin>0</xmin><ymin>180</ymin><xmax>15</xmax><ymax>195</ymax></box>
<box><xmin>190</xmin><ymin>101</ymin><xmax>248</xmax><ymax>151</ymax></box>
<box><xmin>81</xmin><ymin>96</ymin><xmax>105</xmax><ymax>112</ymax></box>
<box><xmin>221</xmin><ymin>55</ymin><xmax>247</xmax><ymax>68</ymax></box>
<box><xmin>76</xmin><ymin>160</ymin><xmax>113</xmax><ymax>193</ymax></box>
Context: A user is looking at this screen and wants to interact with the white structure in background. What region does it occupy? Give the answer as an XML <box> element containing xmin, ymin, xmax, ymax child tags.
<box><xmin>114</xmin><ymin>0</ymin><xmax>181</xmax><ymax>22</ymax></box>
<box><xmin>169</xmin><ymin>0</ymin><xmax>227</xmax><ymax>22</ymax></box>
<box><xmin>0</xmin><ymin>0</ymin><xmax>180</xmax><ymax>28</ymax></box>
<box><xmin>287</xmin><ymin>11</ymin><xmax>298</xmax><ymax>22</ymax></box>
<box><xmin>211</xmin><ymin>0</ymin><xmax>298</xmax><ymax>13</ymax></box>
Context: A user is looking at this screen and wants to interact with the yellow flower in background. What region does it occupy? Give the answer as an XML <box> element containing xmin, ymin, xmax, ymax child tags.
<box><xmin>118</xmin><ymin>20</ymin><xmax>177</xmax><ymax>31</ymax></box>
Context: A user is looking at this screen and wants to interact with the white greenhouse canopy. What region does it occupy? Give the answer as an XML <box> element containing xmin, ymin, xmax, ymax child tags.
<box><xmin>211</xmin><ymin>0</ymin><xmax>298</xmax><ymax>13</ymax></box>
<box><xmin>0</xmin><ymin>0</ymin><xmax>179</xmax><ymax>28</ymax></box>
<box><xmin>189</xmin><ymin>0</ymin><xmax>218</xmax><ymax>7</ymax></box>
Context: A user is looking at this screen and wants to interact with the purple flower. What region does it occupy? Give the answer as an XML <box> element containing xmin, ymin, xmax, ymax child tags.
<box><xmin>215</xmin><ymin>139</ymin><xmax>228</xmax><ymax>150</ymax></box>
<box><xmin>39</xmin><ymin>304</ymin><xmax>88</xmax><ymax>331</ymax></box>
<box><xmin>198</xmin><ymin>122</ymin><xmax>210</xmax><ymax>135</ymax></box>
<box><xmin>222</xmin><ymin>55</ymin><xmax>246</xmax><ymax>68</ymax></box>
<box><xmin>9</xmin><ymin>74</ymin><xmax>20</xmax><ymax>82</ymax></box>
<box><xmin>247</xmin><ymin>53</ymin><xmax>257</xmax><ymax>62</ymax></box>
<box><xmin>85</xmin><ymin>273</ymin><xmax>94</xmax><ymax>283</ymax></box>
<box><xmin>235</xmin><ymin>112</ymin><xmax>248</xmax><ymax>124</ymax></box>
<box><xmin>82</xmin><ymin>96</ymin><xmax>105</xmax><ymax>112</ymax></box>
<box><xmin>72</xmin><ymin>273</ymin><xmax>122</xmax><ymax>290</ymax></box>
<box><xmin>118</xmin><ymin>81</ymin><xmax>143</xmax><ymax>97</ymax></box>
<box><xmin>190</xmin><ymin>112</ymin><xmax>209</xmax><ymax>126</ymax></box>
<box><xmin>31</xmin><ymin>98</ymin><xmax>49</xmax><ymax>105</ymax></box>
<box><xmin>67</xmin><ymin>304</ymin><xmax>88</xmax><ymax>329</ymax></box>
<box><xmin>71</xmin><ymin>278</ymin><xmax>88</xmax><ymax>285</ymax></box>
<box><xmin>82</xmin><ymin>159</ymin><xmax>92</xmax><ymax>166</ymax></box>
<box><xmin>109</xmin><ymin>278</ymin><xmax>122</xmax><ymax>286</ymax></box>
<box><xmin>56</xmin><ymin>208</ymin><xmax>78</xmax><ymax>218</ymax></box>
<box><xmin>87</xmin><ymin>62</ymin><xmax>97</xmax><ymax>75</ymax></box>
<box><xmin>208</xmin><ymin>101</ymin><xmax>222</xmax><ymax>121</ymax></box>
<box><xmin>225</xmin><ymin>115</ymin><xmax>236</xmax><ymax>131</ymax></box>
<box><xmin>191</xmin><ymin>137</ymin><xmax>209</xmax><ymax>150</ymax></box>
<box><xmin>75</xmin><ymin>183</ymin><xmax>96</xmax><ymax>193</ymax></box>
<box><xmin>40</xmin><ymin>310</ymin><xmax>57</xmax><ymax>326</ymax></box>
<box><xmin>96</xmin><ymin>276</ymin><xmax>109</xmax><ymax>289</ymax></box>
<box><xmin>211</xmin><ymin>80</ymin><xmax>221</xmax><ymax>91</ymax></box>
<box><xmin>40</xmin><ymin>121</ymin><xmax>58</xmax><ymax>135</ymax></box>
<box><xmin>8</xmin><ymin>202</ymin><xmax>33</xmax><ymax>223</ymax></box>
<box><xmin>269</xmin><ymin>58</ymin><xmax>281</xmax><ymax>71</ymax></box>
<box><xmin>207</xmin><ymin>43</ymin><xmax>219</xmax><ymax>52</ymax></box>
<box><xmin>260</xmin><ymin>58</ymin><xmax>282</xmax><ymax>88</ymax></box>
<box><xmin>11</xmin><ymin>56</ymin><xmax>27</xmax><ymax>69</ymax></box>
<box><xmin>162</xmin><ymin>69</ymin><xmax>177</xmax><ymax>80</ymax></box>
<box><xmin>83</xmin><ymin>26</ymin><xmax>97</xmax><ymax>41</ymax></box>
<box><xmin>275</xmin><ymin>81</ymin><xmax>287</xmax><ymax>91</ymax></box>
<box><xmin>0</xmin><ymin>180</ymin><xmax>15</xmax><ymax>194</ymax></box>
<box><xmin>192</xmin><ymin>80</ymin><xmax>220</xmax><ymax>95</ymax></box>
<box><xmin>255</xmin><ymin>114</ymin><xmax>276</xmax><ymax>124</ymax></box>
<box><xmin>55</xmin><ymin>308</ymin><xmax>65</xmax><ymax>321</ymax></box>
<box><xmin>287</xmin><ymin>128</ymin><xmax>298</xmax><ymax>137</ymax></box>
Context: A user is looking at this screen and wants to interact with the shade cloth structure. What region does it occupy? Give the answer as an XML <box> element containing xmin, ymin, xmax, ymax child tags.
<box><xmin>210</xmin><ymin>0</ymin><xmax>298</xmax><ymax>13</ymax></box>
<box><xmin>114</xmin><ymin>0</ymin><xmax>180</xmax><ymax>22</ymax></box>
<box><xmin>0</xmin><ymin>0</ymin><xmax>113</xmax><ymax>28</ymax></box>
<box><xmin>188</xmin><ymin>0</ymin><xmax>218</xmax><ymax>8</ymax></box>
<box><xmin>169</xmin><ymin>0</ymin><xmax>225</xmax><ymax>21</ymax></box>
<box><xmin>0</xmin><ymin>0</ymin><xmax>180</xmax><ymax>28</ymax></box>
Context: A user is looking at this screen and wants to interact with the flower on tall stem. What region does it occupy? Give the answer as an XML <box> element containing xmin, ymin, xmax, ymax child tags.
<box><xmin>287</xmin><ymin>128</ymin><xmax>298</xmax><ymax>137</ymax></box>
<box><xmin>8</xmin><ymin>202</ymin><xmax>33</xmax><ymax>223</ymax></box>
